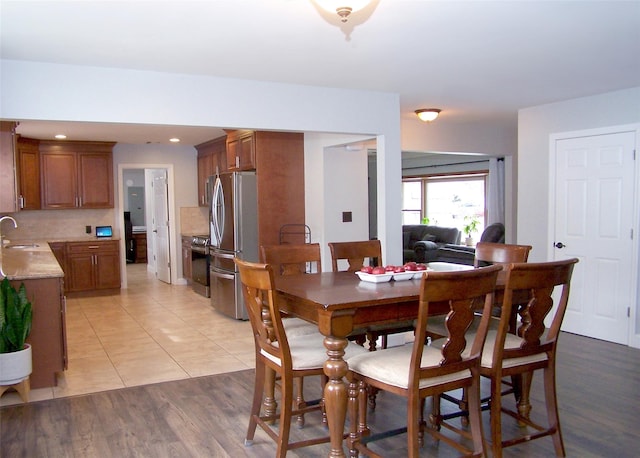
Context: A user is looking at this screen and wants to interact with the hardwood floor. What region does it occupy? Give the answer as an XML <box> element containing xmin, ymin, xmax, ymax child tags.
<box><xmin>2</xmin><ymin>330</ymin><xmax>639</xmax><ymax>457</ymax></box>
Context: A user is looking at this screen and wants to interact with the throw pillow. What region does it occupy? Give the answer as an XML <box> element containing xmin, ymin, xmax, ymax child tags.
<box><xmin>422</xmin><ymin>234</ymin><xmax>437</xmax><ymax>242</ymax></box>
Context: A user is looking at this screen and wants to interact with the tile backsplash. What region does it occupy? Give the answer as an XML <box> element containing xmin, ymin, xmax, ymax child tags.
<box><xmin>1</xmin><ymin>209</ymin><xmax>115</xmax><ymax>242</ymax></box>
<box><xmin>180</xmin><ymin>207</ymin><xmax>208</xmax><ymax>235</ymax></box>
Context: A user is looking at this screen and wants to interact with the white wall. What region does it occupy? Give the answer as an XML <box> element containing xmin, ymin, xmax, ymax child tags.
<box><xmin>517</xmin><ymin>86</ymin><xmax>640</xmax><ymax>346</ymax></box>
<box><xmin>0</xmin><ymin>59</ymin><xmax>404</xmax><ymax>269</ymax></box>
<box><xmin>517</xmin><ymin>87</ymin><xmax>640</xmax><ymax>258</ymax></box>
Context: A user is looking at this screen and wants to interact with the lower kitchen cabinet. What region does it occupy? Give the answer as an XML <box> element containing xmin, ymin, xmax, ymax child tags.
<box><xmin>66</xmin><ymin>240</ymin><xmax>121</xmax><ymax>292</ymax></box>
<box><xmin>11</xmin><ymin>276</ymin><xmax>67</xmax><ymax>389</ymax></box>
<box><xmin>182</xmin><ymin>236</ymin><xmax>192</xmax><ymax>282</ymax></box>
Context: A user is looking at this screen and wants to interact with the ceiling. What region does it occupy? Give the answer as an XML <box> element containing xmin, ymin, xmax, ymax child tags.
<box><xmin>1</xmin><ymin>0</ymin><xmax>639</xmax><ymax>147</ymax></box>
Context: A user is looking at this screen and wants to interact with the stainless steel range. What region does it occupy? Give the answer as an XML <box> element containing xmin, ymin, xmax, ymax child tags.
<box><xmin>191</xmin><ymin>235</ymin><xmax>210</xmax><ymax>297</ymax></box>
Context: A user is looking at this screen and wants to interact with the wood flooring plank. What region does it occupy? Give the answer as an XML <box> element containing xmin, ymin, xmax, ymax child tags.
<box><xmin>1</xmin><ymin>332</ymin><xmax>639</xmax><ymax>457</ymax></box>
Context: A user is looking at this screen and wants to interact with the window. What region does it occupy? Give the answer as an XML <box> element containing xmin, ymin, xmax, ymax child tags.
<box><xmin>402</xmin><ymin>173</ymin><xmax>487</xmax><ymax>237</ymax></box>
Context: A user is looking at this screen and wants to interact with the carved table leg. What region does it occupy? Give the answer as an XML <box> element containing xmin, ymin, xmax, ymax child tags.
<box><xmin>324</xmin><ymin>334</ymin><xmax>349</xmax><ymax>458</ymax></box>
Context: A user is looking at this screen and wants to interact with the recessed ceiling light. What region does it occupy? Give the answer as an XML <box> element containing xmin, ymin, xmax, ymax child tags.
<box><xmin>54</xmin><ymin>134</ymin><xmax>67</xmax><ymax>139</ymax></box>
<box><xmin>169</xmin><ymin>137</ymin><xmax>180</xmax><ymax>143</ymax></box>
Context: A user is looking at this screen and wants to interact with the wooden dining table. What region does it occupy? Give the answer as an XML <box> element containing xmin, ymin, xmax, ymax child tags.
<box><xmin>275</xmin><ymin>266</ymin><xmax>520</xmax><ymax>458</ymax></box>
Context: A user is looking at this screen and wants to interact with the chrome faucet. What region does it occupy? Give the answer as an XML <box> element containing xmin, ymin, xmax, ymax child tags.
<box><xmin>0</xmin><ymin>215</ymin><xmax>18</xmax><ymax>247</ymax></box>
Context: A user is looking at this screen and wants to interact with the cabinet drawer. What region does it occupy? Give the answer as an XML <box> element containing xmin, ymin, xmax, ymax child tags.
<box><xmin>67</xmin><ymin>240</ymin><xmax>119</xmax><ymax>254</ymax></box>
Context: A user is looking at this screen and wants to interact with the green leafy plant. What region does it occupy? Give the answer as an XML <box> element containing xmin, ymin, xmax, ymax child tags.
<box><xmin>463</xmin><ymin>216</ymin><xmax>480</xmax><ymax>237</ymax></box>
<box><xmin>0</xmin><ymin>277</ymin><xmax>32</xmax><ymax>353</ymax></box>
<box><xmin>421</xmin><ymin>216</ymin><xmax>430</xmax><ymax>225</ymax></box>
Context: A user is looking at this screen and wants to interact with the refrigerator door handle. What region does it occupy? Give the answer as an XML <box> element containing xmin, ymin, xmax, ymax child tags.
<box><xmin>211</xmin><ymin>177</ymin><xmax>224</xmax><ymax>247</ymax></box>
<box><xmin>210</xmin><ymin>269</ymin><xmax>235</xmax><ymax>281</ymax></box>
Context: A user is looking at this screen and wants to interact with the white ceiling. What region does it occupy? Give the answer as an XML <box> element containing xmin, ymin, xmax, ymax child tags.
<box><xmin>1</xmin><ymin>0</ymin><xmax>639</xmax><ymax>147</ymax></box>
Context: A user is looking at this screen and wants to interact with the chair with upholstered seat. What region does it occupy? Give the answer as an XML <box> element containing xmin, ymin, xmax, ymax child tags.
<box><xmin>328</xmin><ymin>240</ymin><xmax>415</xmax><ymax>352</ymax></box>
<box><xmin>260</xmin><ymin>243</ymin><xmax>325</xmax><ymax>426</ymax></box>
<box><xmin>236</xmin><ymin>258</ymin><xmax>367</xmax><ymax>457</ymax></box>
<box><xmin>346</xmin><ymin>265</ymin><xmax>502</xmax><ymax>457</ymax></box>
<box><xmin>479</xmin><ymin>258</ymin><xmax>578</xmax><ymax>457</ymax></box>
<box><xmin>427</xmin><ymin>242</ymin><xmax>533</xmax><ymax>424</ymax></box>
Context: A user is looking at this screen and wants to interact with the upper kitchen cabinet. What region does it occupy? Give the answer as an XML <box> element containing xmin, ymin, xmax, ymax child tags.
<box><xmin>16</xmin><ymin>136</ymin><xmax>41</xmax><ymax>210</ymax></box>
<box><xmin>196</xmin><ymin>135</ymin><xmax>227</xmax><ymax>207</ymax></box>
<box><xmin>225</xmin><ymin>130</ymin><xmax>256</xmax><ymax>171</ymax></box>
<box><xmin>40</xmin><ymin>140</ymin><xmax>115</xmax><ymax>209</ymax></box>
<box><xmin>0</xmin><ymin>121</ymin><xmax>18</xmax><ymax>213</ymax></box>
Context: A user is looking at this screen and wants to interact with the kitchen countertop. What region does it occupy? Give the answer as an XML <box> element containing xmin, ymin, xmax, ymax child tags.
<box><xmin>0</xmin><ymin>241</ymin><xmax>64</xmax><ymax>280</ymax></box>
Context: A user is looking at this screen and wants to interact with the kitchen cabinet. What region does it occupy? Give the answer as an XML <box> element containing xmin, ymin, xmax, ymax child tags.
<box><xmin>10</xmin><ymin>276</ymin><xmax>66</xmax><ymax>389</ymax></box>
<box><xmin>196</xmin><ymin>136</ymin><xmax>226</xmax><ymax>206</ymax></box>
<box><xmin>0</xmin><ymin>122</ymin><xmax>18</xmax><ymax>213</ymax></box>
<box><xmin>66</xmin><ymin>240</ymin><xmax>121</xmax><ymax>292</ymax></box>
<box><xmin>253</xmin><ymin>131</ymin><xmax>305</xmax><ymax>248</ymax></box>
<box><xmin>181</xmin><ymin>236</ymin><xmax>192</xmax><ymax>282</ymax></box>
<box><xmin>225</xmin><ymin>130</ymin><xmax>255</xmax><ymax>171</ymax></box>
<box><xmin>40</xmin><ymin>140</ymin><xmax>115</xmax><ymax>209</ymax></box>
<box><xmin>48</xmin><ymin>241</ymin><xmax>67</xmax><ymax>273</ymax></box>
<box><xmin>16</xmin><ymin>136</ymin><xmax>41</xmax><ymax>210</ymax></box>
<box><xmin>133</xmin><ymin>232</ymin><xmax>147</xmax><ymax>263</ymax></box>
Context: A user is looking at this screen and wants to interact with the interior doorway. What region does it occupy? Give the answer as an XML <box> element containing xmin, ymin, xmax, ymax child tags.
<box><xmin>118</xmin><ymin>164</ymin><xmax>176</xmax><ymax>289</ymax></box>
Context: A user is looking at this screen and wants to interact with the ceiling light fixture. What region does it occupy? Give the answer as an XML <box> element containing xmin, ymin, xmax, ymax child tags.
<box><xmin>54</xmin><ymin>134</ymin><xmax>67</xmax><ymax>139</ymax></box>
<box><xmin>169</xmin><ymin>137</ymin><xmax>180</xmax><ymax>143</ymax></box>
<box><xmin>314</xmin><ymin>0</ymin><xmax>373</xmax><ymax>22</ymax></box>
<box><xmin>415</xmin><ymin>108</ymin><xmax>441</xmax><ymax>122</ymax></box>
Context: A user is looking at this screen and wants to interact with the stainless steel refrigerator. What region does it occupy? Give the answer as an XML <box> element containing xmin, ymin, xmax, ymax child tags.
<box><xmin>209</xmin><ymin>171</ymin><xmax>258</xmax><ymax>320</ymax></box>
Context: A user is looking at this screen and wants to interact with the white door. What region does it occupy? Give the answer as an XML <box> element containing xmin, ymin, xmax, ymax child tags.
<box><xmin>552</xmin><ymin>130</ymin><xmax>636</xmax><ymax>344</ymax></box>
<box><xmin>151</xmin><ymin>169</ymin><xmax>171</xmax><ymax>284</ymax></box>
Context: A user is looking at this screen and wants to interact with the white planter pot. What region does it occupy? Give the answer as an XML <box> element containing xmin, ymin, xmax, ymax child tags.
<box><xmin>465</xmin><ymin>237</ymin><xmax>474</xmax><ymax>247</ymax></box>
<box><xmin>0</xmin><ymin>344</ymin><xmax>32</xmax><ymax>385</ymax></box>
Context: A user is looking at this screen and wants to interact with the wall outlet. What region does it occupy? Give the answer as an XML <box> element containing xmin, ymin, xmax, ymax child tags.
<box><xmin>86</xmin><ymin>225</ymin><xmax>91</xmax><ymax>234</ymax></box>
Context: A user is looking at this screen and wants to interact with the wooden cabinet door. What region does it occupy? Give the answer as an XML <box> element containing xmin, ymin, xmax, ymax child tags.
<box><xmin>66</xmin><ymin>252</ymin><xmax>95</xmax><ymax>292</ymax></box>
<box><xmin>16</xmin><ymin>137</ymin><xmax>41</xmax><ymax>210</ymax></box>
<box><xmin>0</xmin><ymin>122</ymin><xmax>18</xmax><ymax>213</ymax></box>
<box><xmin>41</xmin><ymin>152</ymin><xmax>78</xmax><ymax>209</ymax></box>
<box><xmin>78</xmin><ymin>152</ymin><xmax>113</xmax><ymax>208</ymax></box>
<box><xmin>182</xmin><ymin>237</ymin><xmax>192</xmax><ymax>281</ymax></box>
<box><xmin>197</xmin><ymin>153</ymin><xmax>213</xmax><ymax>206</ymax></box>
<box><xmin>237</xmin><ymin>133</ymin><xmax>255</xmax><ymax>170</ymax></box>
<box><xmin>95</xmin><ymin>251</ymin><xmax>121</xmax><ymax>289</ymax></box>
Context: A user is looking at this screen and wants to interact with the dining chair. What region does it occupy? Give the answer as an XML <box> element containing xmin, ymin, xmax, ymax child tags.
<box><xmin>481</xmin><ymin>258</ymin><xmax>577</xmax><ymax>457</ymax></box>
<box><xmin>260</xmin><ymin>243</ymin><xmax>324</xmax><ymax>426</ymax></box>
<box><xmin>434</xmin><ymin>258</ymin><xmax>578</xmax><ymax>457</ymax></box>
<box><xmin>236</xmin><ymin>258</ymin><xmax>368</xmax><ymax>457</ymax></box>
<box><xmin>328</xmin><ymin>240</ymin><xmax>415</xmax><ymax>352</ymax></box>
<box><xmin>346</xmin><ymin>265</ymin><xmax>502</xmax><ymax>457</ymax></box>
<box><xmin>427</xmin><ymin>242</ymin><xmax>533</xmax><ymax>425</ymax></box>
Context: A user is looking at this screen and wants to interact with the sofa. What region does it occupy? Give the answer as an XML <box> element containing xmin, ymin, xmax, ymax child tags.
<box><xmin>402</xmin><ymin>225</ymin><xmax>461</xmax><ymax>264</ymax></box>
<box><xmin>435</xmin><ymin>222</ymin><xmax>506</xmax><ymax>265</ymax></box>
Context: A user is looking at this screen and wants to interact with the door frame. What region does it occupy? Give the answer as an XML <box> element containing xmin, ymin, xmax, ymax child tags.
<box><xmin>117</xmin><ymin>163</ymin><xmax>180</xmax><ymax>289</ymax></box>
<box><xmin>548</xmin><ymin>123</ymin><xmax>640</xmax><ymax>348</ymax></box>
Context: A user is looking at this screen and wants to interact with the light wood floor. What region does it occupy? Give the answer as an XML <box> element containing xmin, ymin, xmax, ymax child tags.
<box><xmin>0</xmin><ymin>263</ymin><xmax>255</xmax><ymax>407</ymax></box>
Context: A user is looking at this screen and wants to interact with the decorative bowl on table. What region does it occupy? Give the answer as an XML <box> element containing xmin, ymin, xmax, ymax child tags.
<box><xmin>412</xmin><ymin>270</ymin><xmax>428</xmax><ymax>280</ymax></box>
<box><xmin>392</xmin><ymin>271</ymin><xmax>415</xmax><ymax>281</ymax></box>
<box><xmin>355</xmin><ymin>271</ymin><xmax>393</xmax><ymax>283</ymax></box>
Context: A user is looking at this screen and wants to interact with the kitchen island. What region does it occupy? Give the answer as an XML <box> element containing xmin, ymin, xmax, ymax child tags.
<box><xmin>0</xmin><ymin>242</ymin><xmax>67</xmax><ymax>389</ymax></box>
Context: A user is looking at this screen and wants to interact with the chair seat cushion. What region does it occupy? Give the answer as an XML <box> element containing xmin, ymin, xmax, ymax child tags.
<box><xmin>282</xmin><ymin>317</ymin><xmax>319</xmax><ymax>337</ymax></box>
<box><xmin>347</xmin><ymin>344</ymin><xmax>471</xmax><ymax>389</ymax></box>
<box><xmin>261</xmin><ymin>334</ymin><xmax>368</xmax><ymax>370</ymax></box>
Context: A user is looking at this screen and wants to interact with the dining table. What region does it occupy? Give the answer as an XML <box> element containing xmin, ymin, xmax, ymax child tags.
<box><xmin>274</xmin><ymin>263</ymin><xmax>527</xmax><ymax>458</ymax></box>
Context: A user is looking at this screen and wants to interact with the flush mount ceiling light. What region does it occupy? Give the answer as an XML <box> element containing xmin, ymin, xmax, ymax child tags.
<box><xmin>314</xmin><ymin>0</ymin><xmax>373</xmax><ymax>22</ymax></box>
<box><xmin>54</xmin><ymin>134</ymin><xmax>67</xmax><ymax>139</ymax></box>
<box><xmin>415</xmin><ymin>108</ymin><xmax>441</xmax><ymax>122</ymax></box>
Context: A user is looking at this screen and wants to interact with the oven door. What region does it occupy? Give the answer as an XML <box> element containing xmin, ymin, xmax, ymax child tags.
<box><xmin>191</xmin><ymin>246</ymin><xmax>210</xmax><ymax>297</ymax></box>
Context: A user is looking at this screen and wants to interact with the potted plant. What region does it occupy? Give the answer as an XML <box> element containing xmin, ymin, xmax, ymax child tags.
<box><xmin>463</xmin><ymin>216</ymin><xmax>480</xmax><ymax>246</ymax></box>
<box><xmin>0</xmin><ymin>277</ymin><xmax>33</xmax><ymax>386</ymax></box>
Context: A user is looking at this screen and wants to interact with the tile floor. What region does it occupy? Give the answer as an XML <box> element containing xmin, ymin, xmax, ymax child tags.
<box><xmin>0</xmin><ymin>263</ymin><xmax>255</xmax><ymax>407</ymax></box>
